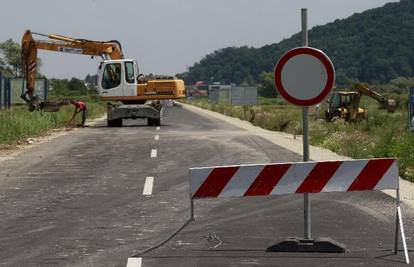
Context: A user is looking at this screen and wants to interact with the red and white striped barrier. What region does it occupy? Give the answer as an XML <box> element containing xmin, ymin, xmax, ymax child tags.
<box><xmin>189</xmin><ymin>158</ymin><xmax>409</xmax><ymax>264</ymax></box>
<box><xmin>190</xmin><ymin>158</ymin><xmax>398</xmax><ymax>198</ymax></box>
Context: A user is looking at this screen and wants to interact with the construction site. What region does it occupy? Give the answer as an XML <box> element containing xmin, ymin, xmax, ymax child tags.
<box><xmin>0</xmin><ymin>1</ymin><xmax>413</xmax><ymax>266</ymax></box>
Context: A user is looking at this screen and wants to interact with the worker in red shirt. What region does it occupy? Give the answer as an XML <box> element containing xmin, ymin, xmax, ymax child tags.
<box><xmin>69</xmin><ymin>100</ymin><xmax>88</xmax><ymax>127</ymax></box>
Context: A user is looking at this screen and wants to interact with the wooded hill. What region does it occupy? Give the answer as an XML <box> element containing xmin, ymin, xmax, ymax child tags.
<box><xmin>179</xmin><ymin>0</ymin><xmax>414</xmax><ymax>87</ymax></box>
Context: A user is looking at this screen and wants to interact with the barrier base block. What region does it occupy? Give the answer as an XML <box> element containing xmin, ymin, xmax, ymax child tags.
<box><xmin>266</xmin><ymin>237</ymin><xmax>346</xmax><ymax>253</ymax></box>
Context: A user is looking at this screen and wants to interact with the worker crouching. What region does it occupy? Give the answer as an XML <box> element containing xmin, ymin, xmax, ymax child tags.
<box><xmin>69</xmin><ymin>100</ymin><xmax>88</xmax><ymax>127</ymax></box>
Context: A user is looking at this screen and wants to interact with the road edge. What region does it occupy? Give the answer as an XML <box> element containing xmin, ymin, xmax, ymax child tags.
<box><xmin>0</xmin><ymin>115</ymin><xmax>106</xmax><ymax>163</ymax></box>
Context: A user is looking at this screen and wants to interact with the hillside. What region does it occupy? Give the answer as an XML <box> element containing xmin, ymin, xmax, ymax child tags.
<box><xmin>180</xmin><ymin>0</ymin><xmax>414</xmax><ymax>86</ymax></box>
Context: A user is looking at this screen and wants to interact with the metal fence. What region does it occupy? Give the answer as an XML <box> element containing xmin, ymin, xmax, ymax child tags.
<box><xmin>0</xmin><ymin>73</ymin><xmax>10</xmax><ymax>110</ymax></box>
<box><xmin>0</xmin><ymin>75</ymin><xmax>48</xmax><ymax>110</ymax></box>
<box><xmin>208</xmin><ymin>86</ymin><xmax>258</xmax><ymax>106</ymax></box>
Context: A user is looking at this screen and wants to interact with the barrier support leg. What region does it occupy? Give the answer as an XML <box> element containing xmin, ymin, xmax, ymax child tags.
<box><xmin>394</xmin><ymin>213</ymin><xmax>399</xmax><ymax>255</ymax></box>
<box><xmin>190</xmin><ymin>199</ymin><xmax>195</xmax><ymax>221</ymax></box>
<box><xmin>394</xmin><ymin>189</ymin><xmax>410</xmax><ymax>264</ymax></box>
<box><xmin>394</xmin><ymin>189</ymin><xmax>399</xmax><ymax>254</ymax></box>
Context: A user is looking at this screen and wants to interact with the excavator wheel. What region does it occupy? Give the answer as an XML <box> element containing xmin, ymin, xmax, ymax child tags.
<box><xmin>107</xmin><ymin>118</ymin><xmax>123</xmax><ymax>127</ymax></box>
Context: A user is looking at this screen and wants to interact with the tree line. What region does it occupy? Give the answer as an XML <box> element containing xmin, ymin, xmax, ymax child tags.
<box><xmin>179</xmin><ymin>0</ymin><xmax>414</xmax><ymax>94</ymax></box>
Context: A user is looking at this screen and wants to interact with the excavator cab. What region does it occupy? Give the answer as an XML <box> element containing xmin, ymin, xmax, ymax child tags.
<box><xmin>325</xmin><ymin>91</ymin><xmax>366</xmax><ymax>121</ymax></box>
<box><xmin>98</xmin><ymin>59</ymin><xmax>138</xmax><ymax>99</ymax></box>
<box><xmin>97</xmin><ymin>59</ymin><xmax>185</xmax><ymax>105</ymax></box>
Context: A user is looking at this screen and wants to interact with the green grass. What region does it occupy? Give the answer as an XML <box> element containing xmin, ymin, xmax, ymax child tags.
<box><xmin>183</xmin><ymin>96</ymin><xmax>414</xmax><ymax>182</ymax></box>
<box><xmin>0</xmin><ymin>97</ymin><xmax>106</xmax><ymax>146</ymax></box>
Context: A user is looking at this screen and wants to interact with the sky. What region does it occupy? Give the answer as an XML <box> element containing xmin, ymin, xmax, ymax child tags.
<box><xmin>0</xmin><ymin>0</ymin><xmax>398</xmax><ymax>79</ymax></box>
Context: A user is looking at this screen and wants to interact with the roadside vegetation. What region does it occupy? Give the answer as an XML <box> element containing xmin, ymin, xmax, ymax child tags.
<box><xmin>183</xmin><ymin>93</ymin><xmax>414</xmax><ymax>183</ymax></box>
<box><xmin>0</xmin><ymin>78</ymin><xmax>106</xmax><ymax>147</ymax></box>
<box><xmin>0</xmin><ymin>37</ymin><xmax>106</xmax><ymax>147</ymax></box>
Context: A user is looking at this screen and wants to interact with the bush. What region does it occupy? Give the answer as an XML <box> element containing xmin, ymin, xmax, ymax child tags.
<box><xmin>0</xmin><ymin>100</ymin><xmax>106</xmax><ymax>145</ymax></box>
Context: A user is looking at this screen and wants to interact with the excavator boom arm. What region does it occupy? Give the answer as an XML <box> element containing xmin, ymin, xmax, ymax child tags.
<box><xmin>21</xmin><ymin>30</ymin><xmax>123</xmax><ymax>111</ymax></box>
<box><xmin>354</xmin><ymin>83</ymin><xmax>396</xmax><ymax>112</ymax></box>
<box><xmin>354</xmin><ymin>83</ymin><xmax>387</xmax><ymax>104</ymax></box>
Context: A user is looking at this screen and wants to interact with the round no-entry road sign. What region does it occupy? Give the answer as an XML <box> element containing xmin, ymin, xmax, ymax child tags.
<box><xmin>274</xmin><ymin>47</ymin><xmax>335</xmax><ymax>106</ymax></box>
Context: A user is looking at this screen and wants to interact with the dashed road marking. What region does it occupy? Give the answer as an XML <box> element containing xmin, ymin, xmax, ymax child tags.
<box><xmin>126</xmin><ymin>257</ymin><xmax>142</xmax><ymax>267</ymax></box>
<box><xmin>143</xmin><ymin>177</ymin><xmax>154</xmax><ymax>196</ymax></box>
<box><xmin>155</xmin><ymin>135</ymin><xmax>159</xmax><ymax>141</ymax></box>
<box><xmin>156</xmin><ymin>126</ymin><xmax>160</xmax><ymax>131</ymax></box>
<box><xmin>151</xmin><ymin>149</ymin><xmax>157</xmax><ymax>158</ymax></box>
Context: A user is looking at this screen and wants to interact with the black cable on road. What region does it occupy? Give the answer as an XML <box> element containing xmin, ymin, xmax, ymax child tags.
<box><xmin>132</xmin><ymin>218</ymin><xmax>194</xmax><ymax>257</ymax></box>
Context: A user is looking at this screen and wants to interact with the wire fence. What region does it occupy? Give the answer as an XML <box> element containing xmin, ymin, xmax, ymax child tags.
<box><xmin>0</xmin><ymin>73</ymin><xmax>48</xmax><ymax>110</ymax></box>
<box><xmin>208</xmin><ymin>86</ymin><xmax>258</xmax><ymax>106</ymax></box>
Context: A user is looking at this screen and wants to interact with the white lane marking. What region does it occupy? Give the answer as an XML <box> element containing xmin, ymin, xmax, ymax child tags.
<box><xmin>155</xmin><ymin>135</ymin><xmax>159</xmax><ymax>141</ymax></box>
<box><xmin>126</xmin><ymin>257</ymin><xmax>142</xmax><ymax>267</ymax></box>
<box><xmin>143</xmin><ymin>177</ymin><xmax>154</xmax><ymax>196</ymax></box>
<box><xmin>151</xmin><ymin>149</ymin><xmax>157</xmax><ymax>158</ymax></box>
<box><xmin>270</xmin><ymin>162</ymin><xmax>316</xmax><ymax>195</ymax></box>
<box><xmin>156</xmin><ymin>126</ymin><xmax>160</xmax><ymax>131</ymax></box>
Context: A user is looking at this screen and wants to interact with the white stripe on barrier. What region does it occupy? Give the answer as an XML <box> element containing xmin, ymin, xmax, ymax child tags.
<box><xmin>270</xmin><ymin>162</ymin><xmax>316</xmax><ymax>195</ymax></box>
<box><xmin>322</xmin><ymin>160</ymin><xmax>367</xmax><ymax>192</ymax></box>
<box><xmin>220</xmin><ymin>165</ymin><xmax>264</xmax><ymax>197</ymax></box>
<box><xmin>374</xmin><ymin>161</ymin><xmax>399</xmax><ymax>190</ymax></box>
<box><xmin>189</xmin><ymin>167</ymin><xmax>213</xmax><ymax>195</ymax></box>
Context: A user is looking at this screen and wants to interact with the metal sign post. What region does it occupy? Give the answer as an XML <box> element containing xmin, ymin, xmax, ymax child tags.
<box><xmin>272</xmin><ymin>8</ymin><xmax>339</xmax><ymax>252</ymax></box>
<box><xmin>301</xmin><ymin>8</ymin><xmax>311</xmax><ymax>241</ymax></box>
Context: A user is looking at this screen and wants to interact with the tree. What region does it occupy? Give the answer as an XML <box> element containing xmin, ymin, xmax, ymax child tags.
<box><xmin>0</xmin><ymin>39</ymin><xmax>22</xmax><ymax>76</ymax></box>
<box><xmin>180</xmin><ymin>0</ymin><xmax>414</xmax><ymax>86</ymax></box>
<box><xmin>68</xmin><ymin>78</ymin><xmax>88</xmax><ymax>93</ymax></box>
<box><xmin>257</xmin><ymin>72</ymin><xmax>277</xmax><ymax>97</ymax></box>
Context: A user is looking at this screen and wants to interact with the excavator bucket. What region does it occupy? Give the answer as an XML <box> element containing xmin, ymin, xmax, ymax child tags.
<box><xmin>39</xmin><ymin>100</ymin><xmax>68</xmax><ymax>112</ymax></box>
<box><xmin>387</xmin><ymin>99</ymin><xmax>397</xmax><ymax>113</ymax></box>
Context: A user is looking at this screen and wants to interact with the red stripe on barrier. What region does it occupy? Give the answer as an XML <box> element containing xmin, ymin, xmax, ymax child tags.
<box><xmin>193</xmin><ymin>167</ymin><xmax>239</xmax><ymax>198</ymax></box>
<box><xmin>244</xmin><ymin>164</ymin><xmax>291</xmax><ymax>196</ymax></box>
<box><xmin>348</xmin><ymin>159</ymin><xmax>394</xmax><ymax>191</ymax></box>
<box><xmin>29</xmin><ymin>62</ymin><xmax>36</xmax><ymax>73</ymax></box>
<box><xmin>296</xmin><ymin>161</ymin><xmax>342</xmax><ymax>193</ymax></box>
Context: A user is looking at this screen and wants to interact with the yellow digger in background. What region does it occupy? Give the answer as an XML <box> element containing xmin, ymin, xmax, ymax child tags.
<box><xmin>324</xmin><ymin>83</ymin><xmax>396</xmax><ymax>122</ymax></box>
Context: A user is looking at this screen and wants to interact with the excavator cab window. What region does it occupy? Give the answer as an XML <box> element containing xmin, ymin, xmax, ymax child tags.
<box><xmin>330</xmin><ymin>93</ymin><xmax>341</xmax><ymax>110</ymax></box>
<box><xmin>125</xmin><ymin>61</ymin><xmax>135</xmax><ymax>84</ymax></box>
<box><xmin>341</xmin><ymin>95</ymin><xmax>351</xmax><ymax>108</ymax></box>
<box><xmin>102</xmin><ymin>63</ymin><xmax>121</xmax><ymax>89</ymax></box>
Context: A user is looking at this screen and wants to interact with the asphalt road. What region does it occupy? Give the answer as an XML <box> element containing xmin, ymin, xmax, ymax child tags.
<box><xmin>0</xmin><ymin>104</ymin><xmax>412</xmax><ymax>267</ymax></box>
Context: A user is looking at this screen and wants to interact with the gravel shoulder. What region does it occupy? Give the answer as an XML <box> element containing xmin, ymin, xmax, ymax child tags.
<box><xmin>0</xmin><ymin>115</ymin><xmax>106</xmax><ymax>163</ymax></box>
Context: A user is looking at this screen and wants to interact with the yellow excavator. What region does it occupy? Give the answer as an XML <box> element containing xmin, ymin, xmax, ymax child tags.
<box><xmin>21</xmin><ymin>30</ymin><xmax>185</xmax><ymax>126</ymax></box>
<box><xmin>325</xmin><ymin>83</ymin><xmax>396</xmax><ymax>122</ymax></box>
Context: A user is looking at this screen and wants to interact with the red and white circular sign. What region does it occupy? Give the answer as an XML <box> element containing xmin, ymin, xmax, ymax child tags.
<box><xmin>274</xmin><ymin>47</ymin><xmax>335</xmax><ymax>106</ymax></box>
